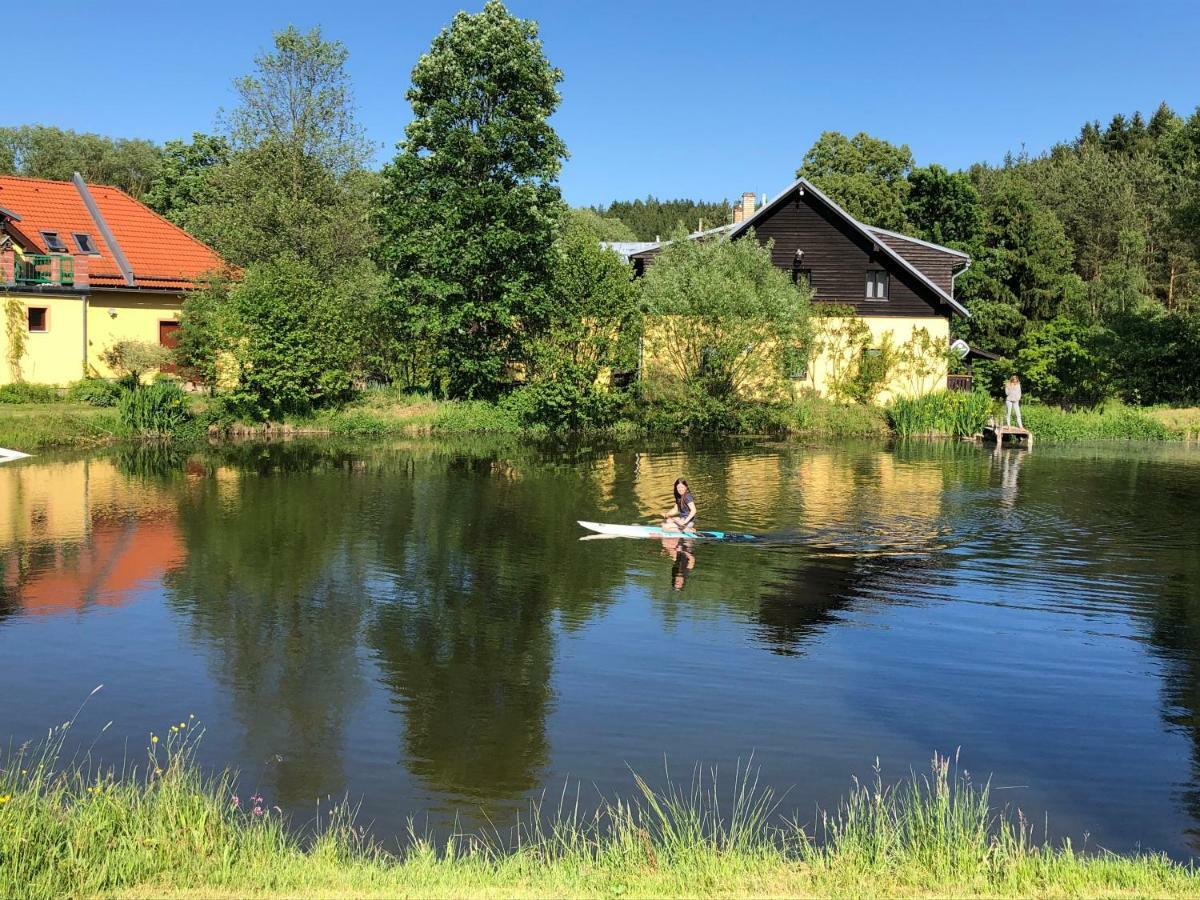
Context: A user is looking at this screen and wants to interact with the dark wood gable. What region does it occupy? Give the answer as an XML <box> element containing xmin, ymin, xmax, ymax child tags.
<box><xmin>739</xmin><ymin>185</ymin><xmax>955</xmax><ymax>318</ymax></box>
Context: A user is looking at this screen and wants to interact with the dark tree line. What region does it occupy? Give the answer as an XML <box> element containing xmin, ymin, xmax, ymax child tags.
<box><xmin>589</xmin><ymin>197</ymin><xmax>732</xmax><ymax>242</ymax></box>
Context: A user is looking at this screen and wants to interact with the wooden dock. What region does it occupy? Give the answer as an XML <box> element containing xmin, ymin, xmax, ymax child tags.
<box><xmin>982</xmin><ymin>424</ymin><xmax>1033</xmax><ymax>448</ymax></box>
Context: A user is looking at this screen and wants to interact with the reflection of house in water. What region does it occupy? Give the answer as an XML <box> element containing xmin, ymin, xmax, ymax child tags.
<box><xmin>0</xmin><ymin>459</ymin><xmax>182</xmax><ymax>614</ymax></box>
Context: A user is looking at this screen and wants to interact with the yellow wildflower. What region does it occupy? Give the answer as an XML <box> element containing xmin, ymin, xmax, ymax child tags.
<box><xmin>151</xmin><ymin>735</ymin><xmax>159</xmax><ymax>744</ymax></box>
<box><xmin>0</xmin><ymin>794</ymin><xmax>11</xmax><ymax>804</ymax></box>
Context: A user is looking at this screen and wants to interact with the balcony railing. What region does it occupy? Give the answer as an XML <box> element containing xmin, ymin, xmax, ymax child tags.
<box><xmin>947</xmin><ymin>374</ymin><xmax>974</xmax><ymax>392</ymax></box>
<box><xmin>14</xmin><ymin>254</ymin><xmax>74</xmax><ymax>286</ymax></box>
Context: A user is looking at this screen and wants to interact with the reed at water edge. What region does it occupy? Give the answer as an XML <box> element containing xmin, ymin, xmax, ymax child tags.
<box><xmin>1</xmin><ymin>715</ymin><xmax>1195</xmax><ymax>899</ymax></box>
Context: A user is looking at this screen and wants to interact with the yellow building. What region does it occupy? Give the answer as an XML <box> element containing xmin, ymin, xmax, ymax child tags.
<box><xmin>0</xmin><ymin>173</ymin><xmax>225</xmax><ymax>386</ymax></box>
<box><xmin>626</xmin><ymin>178</ymin><xmax>973</xmax><ymax>403</ymax></box>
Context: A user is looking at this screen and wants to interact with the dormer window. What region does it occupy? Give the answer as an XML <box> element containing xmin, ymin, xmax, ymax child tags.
<box><xmin>73</xmin><ymin>232</ymin><xmax>98</xmax><ymax>254</ymax></box>
<box><xmin>866</xmin><ymin>269</ymin><xmax>888</xmax><ymax>301</ymax></box>
<box><xmin>41</xmin><ymin>231</ymin><xmax>67</xmax><ymax>253</ymax></box>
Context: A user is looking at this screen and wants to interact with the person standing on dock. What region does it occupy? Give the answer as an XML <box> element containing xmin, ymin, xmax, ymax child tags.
<box><xmin>1005</xmin><ymin>375</ymin><xmax>1024</xmax><ymax>428</ymax></box>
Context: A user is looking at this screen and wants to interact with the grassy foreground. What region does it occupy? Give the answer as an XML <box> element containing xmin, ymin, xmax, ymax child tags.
<box><xmin>0</xmin><ymin>402</ymin><xmax>121</xmax><ymax>451</ymax></box>
<box><xmin>2</xmin><ymin>723</ymin><xmax>1195</xmax><ymax>899</ymax></box>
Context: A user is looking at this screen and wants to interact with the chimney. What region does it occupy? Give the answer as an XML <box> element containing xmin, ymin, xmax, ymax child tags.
<box><xmin>732</xmin><ymin>201</ymin><xmax>743</xmax><ymax>224</ymax></box>
<box><xmin>742</xmin><ymin>191</ymin><xmax>757</xmax><ymax>219</ymax></box>
<box><xmin>73</xmin><ymin>253</ymin><xmax>89</xmax><ymax>289</ymax></box>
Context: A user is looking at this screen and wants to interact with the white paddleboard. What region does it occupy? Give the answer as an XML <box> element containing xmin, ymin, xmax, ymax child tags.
<box><xmin>578</xmin><ymin>521</ymin><xmax>756</xmax><ymax>542</ymax></box>
<box><xmin>0</xmin><ymin>448</ymin><xmax>31</xmax><ymax>464</ymax></box>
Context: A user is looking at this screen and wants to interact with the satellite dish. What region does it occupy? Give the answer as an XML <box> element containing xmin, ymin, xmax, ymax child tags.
<box><xmin>950</xmin><ymin>339</ymin><xmax>970</xmax><ymax>360</ymax></box>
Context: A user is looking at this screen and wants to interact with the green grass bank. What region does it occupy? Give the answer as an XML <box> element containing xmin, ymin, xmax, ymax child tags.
<box><xmin>4</xmin><ymin>387</ymin><xmax>1200</xmax><ymax>453</ymax></box>
<box><xmin>2</xmin><ymin>724</ymin><xmax>1197</xmax><ymax>899</ymax></box>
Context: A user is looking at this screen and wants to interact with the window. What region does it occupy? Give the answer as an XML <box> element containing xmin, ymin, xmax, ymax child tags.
<box><xmin>783</xmin><ymin>345</ymin><xmax>808</xmax><ymax>381</ymax></box>
<box><xmin>73</xmin><ymin>232</ymin><xmax>98</xmax><ymax>254</ymax></box>
<box><xmin>27</xmin><ymin>307</ymin><xmax>48</xmax><ymax>333</ymax></box>
<box><xmin>40</xmin><ymin>231</ymin><xmax>67</xmax><ymax>253</ymax></box>
<box><xmin>866</xmin><ymin>269</ymin><xmax>888</xmax><ymax>300</ymax></box>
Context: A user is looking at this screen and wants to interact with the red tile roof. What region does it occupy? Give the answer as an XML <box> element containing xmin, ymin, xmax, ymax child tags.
<box><xmin>0</xmin><ymin>175</ymin><xmax>225</xmax><ymax>291</ymax></box>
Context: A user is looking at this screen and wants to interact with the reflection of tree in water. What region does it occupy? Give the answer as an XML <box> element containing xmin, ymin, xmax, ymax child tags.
<box><xmin>365</xmin><ymin>449</ymin><xmax>629</xmax><ymax>817</ymax></box>
<box><xmin>752</xmin><ymin>554</ymin><xmax>861</xmax><ymax>656</ymax></box>
<box><xmin>164</xmin><ymin>443</ymin><xmax>374</xmax><ymax>807</ymax></box>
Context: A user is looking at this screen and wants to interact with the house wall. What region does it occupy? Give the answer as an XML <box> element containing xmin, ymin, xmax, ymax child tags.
<box><xmin>804</xmin><ymin>315</ymin><xmax>949</xmax><ymax>403</ymax></box>
<box><xmin>641</xmin><ymin>314</ymin><xmax>948</xmax><ymax>403</ymax></box>
<box><xmin>86</xmin><ymin>291</ymin><xmax>183</xmax><ymax>379</ymax></box>
<box><xmin>1</xmin><ymin>294</ymin><xmax>87</xmax><ymax>385</ymax></box>
<box><xmin>1</xmin><ymin>290</ymin><xmax>184</xmax><ymax>385</ymax></box>
<box><xmin>748</xmin><ymin>191</ymin><xmax>945</xmax><ymax>317</ymax></box>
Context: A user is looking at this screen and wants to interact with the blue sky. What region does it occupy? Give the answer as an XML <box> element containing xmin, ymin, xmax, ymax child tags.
<box><xmin>7</xmin><ymin>0</ymin><xmax>1198</xmax><ymax>207</ymax></box>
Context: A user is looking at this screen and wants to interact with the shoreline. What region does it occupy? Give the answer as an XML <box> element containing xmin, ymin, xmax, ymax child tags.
<box><xmin>3</xmin><ymin>726</ymin><xmax>1196</xmax><ymax>899</ymax></box>
<box><xmin>2</xmin><ymin>397</ymin><xmax>1198</xmax><ymax>456</ymax></box>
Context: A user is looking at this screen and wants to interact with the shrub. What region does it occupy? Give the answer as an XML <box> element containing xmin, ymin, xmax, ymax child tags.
<box><xmin>640</xmin><ymin>226</ymin><xmax>812</xmax><ymax>401</ymax></box>
<box><xmin>0</xmin><ymin>382</ymin><xmax>59</xmax><ymax>404</ymax></box>
<box><xmin>118</xmin><ymin>382</ymin><xmax>193</xmax><ymax>436</ymax></box>
<box><xmin>888</xmin><ymin>391</ymin><xmax>993</xmax><ymax>438</ymax></box>
<box><xmin>507</xmin><ymin>379</ymin><xmax>624</xmax><ymax>432</ymax></box>
<box><xmin>431</xmin><ymin>400</ymin><xmax>524</xmax><ymax>434</ymax></box>
<box><xmin>213</xmin><ymin>260</ymin><xmax>359</xmax><ymax>421</ymax></box>
<box><xmin>100</xmin><ymin>340</ymin><xmax>173</xmax><ymax>386</ymax></box>
<box><xmin>67</xmin><ymin>378</ymin><xmax>123</xmax><ymax>407</ymax></box>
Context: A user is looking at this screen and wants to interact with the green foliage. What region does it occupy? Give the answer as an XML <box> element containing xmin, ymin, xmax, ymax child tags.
<box><xmin>797</xmin><ymin>131</ymin><xmax>914</xmax><ymax>230</ymax></box>
<box><xmin>593</xmin><ymin>196</ymin><xmax>731</xmax><ymax>241</ymax></box>
<box><xmin>184</xmin><ymin>27</ymin><xmax>376</xmax><ymax>277</ymax></box>
<box><xmin>4</xmin><ymin>296</ymin><xmax>27</xmax><ymax>382</ymax></box>
<box><xmin>143</xmin><ymin>132</ymin><xmax>231</xmax><ymax>226</ymax></box>
<box><xmin>0</xmin><ymin>125</ymin><xmax>162</xmax><ymax>199</ymax></box>
<box><xmin>888</xmin><ymin>391</ymin><xmax>993</xmax><ymax>437</ymax></box>
<box><xmin>100</xmin><ymin>340</ymin><xmax>173</xmax><ymax>386</ymax></box>
<box><xmin>519</xmin><ymin>222</ymin><xmax>641</xmax><ymax>430</ymax></box>
<box><xmin>215</xmin><ymin>259</ymin><xmax>359</xmax><ymax>421</ymax></box>
<box><xmin>905</xmin><ymin>163</ymin><xmax>982</xmax><ymax>247</ymax></box>
<box><xmin>1016</xmin><ymin>316</ymin><xmax>1111</xmax><ymax>406</ymax></box>
<box><xmin>640</xmin><ymin>227</ymin><xmax>812</xmax><ymax>400</ymax></box>
<box><xmin>66</xmin><ymin>378</ymin><xmax>122</xmax><ymax>407</ymax></box>
<box><xmin>0</xmin><ymin>382</ymin><xmax>58</xmax><ymax>404</ymax></box>
<box><xmin>567</xmin><ymin>207</ymin><xmax>637</xmax><ymax>242</ymax></box>
<box><xmin>117</xmin><ymin>381</ymin><xmax>192</xmax><ymax>435</ymax></box>
<box><xmin>431</xmin><ymin>399</ymin><xmax>524</xmax><ymax>434</ymax></box>
<box><xmin>1019</xmin><ymin>401</ymin><xmax>1176</xmax><ymax>442</ymax></box>
<box><xmin>375</xmin><ymin>1</ymin><xmax>567</xmax><ymax>400</ymax></box>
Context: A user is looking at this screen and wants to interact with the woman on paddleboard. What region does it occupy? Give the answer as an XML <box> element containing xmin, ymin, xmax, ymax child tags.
<box><xmin>662</xmin><ymin>478</ymin><xmax>697</xmax><ymax>532</ymax></box>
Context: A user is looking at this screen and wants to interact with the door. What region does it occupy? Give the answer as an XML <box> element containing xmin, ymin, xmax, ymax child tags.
<box><xmin>159</xmin><ymin>321</ymin><xmax>181</xmax><ymax>373</ymax></box>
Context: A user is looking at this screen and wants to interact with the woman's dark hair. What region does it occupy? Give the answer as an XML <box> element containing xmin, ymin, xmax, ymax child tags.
<box><xmin>673</xmin><ymin>478</ymin><xmax>689</xmax><ymax>502</ymax></box>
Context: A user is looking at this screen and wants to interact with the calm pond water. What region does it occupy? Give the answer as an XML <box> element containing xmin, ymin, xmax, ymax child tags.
<box><xmin>2</xmin><ymin>438</ymin><xmax>1199</xmax><ymax>856</ymax></box>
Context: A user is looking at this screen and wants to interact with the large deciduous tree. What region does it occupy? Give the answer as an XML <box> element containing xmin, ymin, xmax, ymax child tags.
<box><xmin>184</xmin><ymin>26</ymin><xmax>377</xmax><ymax>275</ymax></box>
<box><xmin>374</xmin><ymin>1</ymin><xmax>568</xmax><ymax>399</ymax></box>
<box><xmin>797</xmin><ymin>131</ymin><xmax>914</xmax><ymax>230</ymax></box>
<box><xmin>904</xmin><ymin>163</ymin><xmax>982</xmax><ymax>248</ymax></box>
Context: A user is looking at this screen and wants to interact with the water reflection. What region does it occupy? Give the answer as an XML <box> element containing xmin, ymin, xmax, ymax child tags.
<box><xmin>660</xmin><ymin>536</ymin><xmax>696</xmax><ymax>591</ymax></box>
<box><xmin>0</xmin><ymin>439</ymin><xmax>1199</xmax><ymax>855</ymax></box>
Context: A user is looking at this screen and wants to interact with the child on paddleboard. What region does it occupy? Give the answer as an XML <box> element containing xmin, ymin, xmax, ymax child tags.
<box><xmin>662</xmin><ymin>478</ymin><xmax>697</xmax><ymax>532</ymax></box>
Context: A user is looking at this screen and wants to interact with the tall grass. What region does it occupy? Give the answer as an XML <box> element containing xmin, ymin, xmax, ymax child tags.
<box><xmin>0</xmin><ymin>403</ymin><xmax>120</xmax><ymax>450</ymax></box>
<box><xmin>1019</xmin><ymin>401</ymin><xmax>1176</xmax><ymax>442</ymax></box>
<box><xmin>888</xmin><ymin>391</ymin><xmax>993</xmax><ymax>438</ymax></box>
<box><xmin>1</xmin><ymin>720</ymin><xmax>1195</xmax><ymax>899</ymax></box>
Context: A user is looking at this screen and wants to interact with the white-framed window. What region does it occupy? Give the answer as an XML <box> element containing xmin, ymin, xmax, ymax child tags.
<box><xmin>866</xmin><ymin>269</ymin><xmax>888</xmax><ymax>300</ymax></box>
